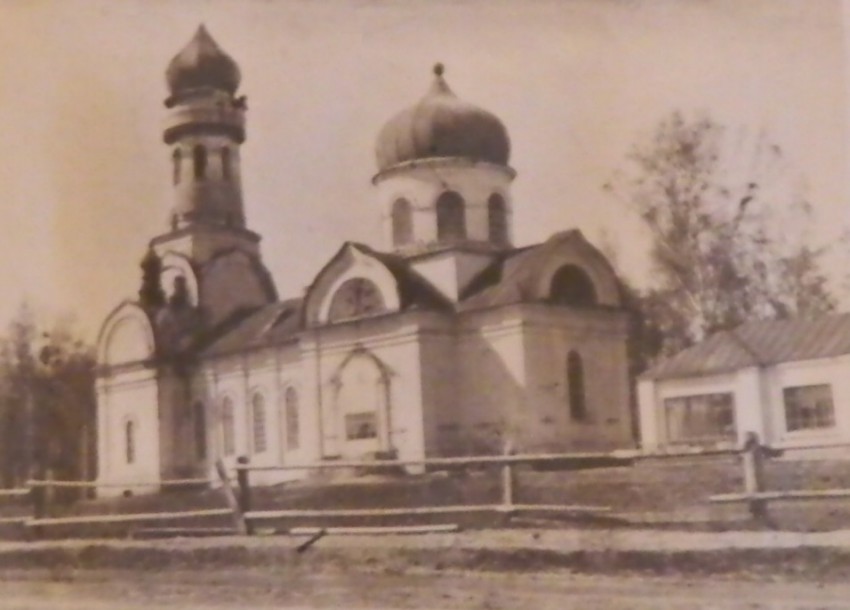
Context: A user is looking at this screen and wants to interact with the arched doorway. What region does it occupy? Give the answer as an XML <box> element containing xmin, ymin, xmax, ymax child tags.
<box><xmin>333</xmin><ymin>352</ymin><xmax>390</xmax><ymax>457</ymax></box>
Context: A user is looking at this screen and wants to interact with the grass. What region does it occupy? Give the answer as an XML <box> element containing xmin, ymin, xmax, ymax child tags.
<box><xmin>6</xmin><ymin>455</ymin><xmax>850</xmax><ymax>538</ymax></box>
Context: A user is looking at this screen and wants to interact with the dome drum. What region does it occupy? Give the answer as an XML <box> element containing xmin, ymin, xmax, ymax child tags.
<box><xmin>163</xmin><ymin>104</ymin><xmax>245</xmax><ymax>144</ymax></box>
<box><xmin>372</xmin><ymin>156</ymin><xmax>515</xmax><ymax>185</ymax></box>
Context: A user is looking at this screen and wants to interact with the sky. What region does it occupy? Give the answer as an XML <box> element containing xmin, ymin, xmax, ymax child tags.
<box><xmin>0</xmin><ymin>0</ymin><xmax>847</xmax><ymax>342</ymax></box>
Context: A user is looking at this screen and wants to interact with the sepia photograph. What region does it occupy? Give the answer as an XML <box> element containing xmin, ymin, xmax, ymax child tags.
<box><xmin>1</xmin><ymin>0</ymin><xmax>850</xmax><ymax>607</ymax></box>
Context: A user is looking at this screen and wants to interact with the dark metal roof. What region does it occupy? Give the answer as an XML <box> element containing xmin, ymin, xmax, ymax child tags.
<box><xmin>458</xmin><ymin>230</ymin><xmax>618</xmax><ymax>311</ymax></box>
<box><xmin>642</xmin><ymin>312</ymin><xmax>850</xmax><ymax>380</ymax></box>
<box><xmin>200</xmin><ymin>299</ymin><xmax>302</xmax><ymax>357</ymax></box>
<box><xmin>375</xmin><ymin>65</ymin><xmax>510</xmax><ymax>172</ymax></box>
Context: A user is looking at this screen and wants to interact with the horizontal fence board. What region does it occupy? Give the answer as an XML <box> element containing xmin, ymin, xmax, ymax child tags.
<box><xmin>510</xmin><ymin>503</ymin><xmax>611</xmax><ymax>514</ymax></box>
<box><xmin>247</xmin><ymin>505</ymin><xmax>496</xmax><ymax>519</ymax></box>
<box><xmin>26</xmin><ymin>507</ymin><xmax>234</xmax><ymax>527</ymax></box>
<box><xmin>236</xmin><ymin>450</ymin><xmax>745</xmax><ymax>473</ymax></box>
<box><xmin>0</xmin><ymin>516</ymin><xmax>28</xmax><ymax>525</ymax></box>
<box><xmin>0</xmin><ymin>488</ymin><xmax>30</xmax><ymax>498</ymax></box>
<box><xmin>711</xmin><ymin>488</ymin><xmax>850</xmax><ymax>503</ymax></box>
<box><xmin>27</xmin><ymin>478</ymin><xmax>213</xmax><ymax>489</ymax></box>
<box><xmin>289</xmin><ymin>524</ymin><xmax>460</xmax><ymax>536</ymax></box>
<box><xmin>246</xmin><ymin>503</ymin><xmax>609</xmax><ymax>520</ymax></box>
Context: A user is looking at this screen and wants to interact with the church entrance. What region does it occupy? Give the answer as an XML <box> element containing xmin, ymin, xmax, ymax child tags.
<box><xmin>334</xmin><ymin>352</ymin><xmax>391</xmax><ymax>457</ymax></box>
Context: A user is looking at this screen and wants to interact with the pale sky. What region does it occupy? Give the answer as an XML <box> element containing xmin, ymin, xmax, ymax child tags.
<box><xmin>0</xmin><ymin>0</ymin><xmax>846</xmax><ymax>341</ymax></box>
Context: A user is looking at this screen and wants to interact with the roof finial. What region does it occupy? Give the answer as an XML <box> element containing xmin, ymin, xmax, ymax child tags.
<box><xmin>433</xmin><ymin>63</ymin><xmax>444</xmax><ymax>77</ymax></box>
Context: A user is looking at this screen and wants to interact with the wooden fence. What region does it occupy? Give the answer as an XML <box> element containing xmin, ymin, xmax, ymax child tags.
<box><xmin>2</xmin><ymin>433</ymin><xmax>850</xmax><ymax>538</ymax></box>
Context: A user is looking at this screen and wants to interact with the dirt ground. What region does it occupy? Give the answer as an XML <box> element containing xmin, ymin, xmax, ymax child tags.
<box><xmin>4</xmin><ymin>568</ymin><xmax>850</xmax><ymax>609</ymax></box>
<box><xmin>6</xmin><ymin>529</ymin><xmax>850</xmax><ymax>608</ymax></box>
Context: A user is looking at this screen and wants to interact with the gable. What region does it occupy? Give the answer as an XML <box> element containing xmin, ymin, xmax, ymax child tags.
<box><xmin>460</xmin><ymin>230</ymin><xmax>622</xmax><ymax>310</ymax></box>
<box><xmin>303</xmin><ymin>243</ymin><xmax>402</xmax><ymax>326</ymax></box>
<box><xmin>97</xmin><ymin>302</ymin><xmax>156</xmax><ymax>367</ymax></box>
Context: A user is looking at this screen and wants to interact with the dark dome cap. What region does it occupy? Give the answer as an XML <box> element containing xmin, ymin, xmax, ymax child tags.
<box><xmin>375</xmin><ymin>63</ymin><xmax>511</xmax><ymax>172</ymax></box>
<box><xmin>166</xmin><ymin>25</ymin><xmax>241</xmax><ymax>96</ymax></box>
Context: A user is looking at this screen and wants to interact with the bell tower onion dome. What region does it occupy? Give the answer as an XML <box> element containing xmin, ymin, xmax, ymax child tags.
<box><xmin>375</xmin><ymin>64</ymin><xmax>511</xmax><ymax>172</ymax></box>
<box><xmin>166</xmin><ymin>25</ymin><xmax>241</xmax><ymax>97</ymax></box>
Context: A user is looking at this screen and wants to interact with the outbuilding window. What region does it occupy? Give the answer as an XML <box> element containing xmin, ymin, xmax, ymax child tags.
<box><xmin>783</xmin><ymin>384</ymin><xmax>835</xmax><ymax>432</ymax></box>
<box><xmin>664</xmin><ymin>392</ymin><xmax>736</xmax><ymax>444</ymax></box>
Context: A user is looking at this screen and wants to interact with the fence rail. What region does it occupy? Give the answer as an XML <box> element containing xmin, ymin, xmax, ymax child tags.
<box><xmin>3</xmin><ymin>434</ymin><xmax>850</xmax><ymax>539</ymax></box>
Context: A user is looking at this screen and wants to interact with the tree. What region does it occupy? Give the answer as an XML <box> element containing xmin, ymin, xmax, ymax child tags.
<box><xmin>605</xmin><ymin>112</ymin><xmax>837</xmax><ymax>362</ymax></box>
<box><xmin>0</xmin><ymin>304</ymin><xmax>96</xmax><ymax>492</ymax></box>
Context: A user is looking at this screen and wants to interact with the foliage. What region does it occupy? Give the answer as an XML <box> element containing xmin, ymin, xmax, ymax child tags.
<box><xmin>606</xmin><ymin>112</ymin><xmax>838</xmax><ymax>362</ymax></box>
<box><xmin>0</xmin><ymin>304</ymin><xmax>96</xmax><ymax>490</ymax></box>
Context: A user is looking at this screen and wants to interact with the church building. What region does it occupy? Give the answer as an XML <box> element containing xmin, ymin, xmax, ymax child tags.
<box><xmin>95</xmin><ymin>26</ymin><xmax>634</xmax><ymax>494</ymax></box>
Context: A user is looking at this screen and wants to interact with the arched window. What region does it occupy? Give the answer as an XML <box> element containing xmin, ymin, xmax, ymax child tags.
<box><xmin>436</xmin><ymin>191</ymin><xmax>466</xmax><ymax>241</ymax></box>
<box><xmin>550</xmin><ymin>265</ymin><xmax>597</xmax><ymax>306</ymax></box>
<box><xmin>487</xmin><ymin>194</ymin><xmax>508</xmax><ymax>244</ymax></box>
<box><xmin>327</xmin><ymin>278</ymin><xmax>386</xmax><ymax>322</ymax></box>
<box><xmin>251</xmin><ymin>393</ymin><xmax>267</xmax><ymax>454</ymax></box>
<box><xmin>220</xmin><ymin>397</ymin><xmax>235</xmax><ymax>457</ymax></box>
<box><xmin>193</xmin><ymin>145</ymin><xmax>207</xmax><ymax>180</ymax></box>
<box><xmin>125</xmin><ymin>420</ymin><xmax>136</xmax><ymax>464</ymax></box>
<box><xmin>172</xmin><ymin>148</ymin><xmax>182</xmax><ymax>185</ymax></box>
<box><xmin>193</xmin><ymin>401</ymin><xmax>206</xmax><ymax>460</ymax></box>
<box><xmin>284</xmin><ymin>387</ymin><xmax>300</xmax><ymax>451</ymax></box>
<box><xmin>391</xmin><ymin>198</ymin><xmax>413</xmax><ymax>246</ymax></box>
<box><xmin>221</xmin><ymin>147</ymin><xmax>231</xmax><ymax>181</ymax></box>
<box><xmin>567</xmin><ymin>351</ymin><xmax>587</xmax><ymax>422</ymax></box>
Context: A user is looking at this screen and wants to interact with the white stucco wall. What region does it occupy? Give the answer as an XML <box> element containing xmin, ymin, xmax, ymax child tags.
<box><xmin>374</xmin><ymin>160</ymin><xmax>514</xmax><ymax>249</ymax></box>
<box><xmin>309</xmin><ymin>315</ymin><xmax>426</xmax><ymax>463</ymax></box>
<box><xmin>409</xmin><ymin>249</ymin><xmax>496</xmax><ymax>302</ymax></box>
<box><xmin>454</xmin><ymin>308</ymin><xmax>528</xmax><ymax>453</ymax></box>
<box><xmin>520</xmin><ymin>305</ymin><xmax>632</xmax><ymax>451</ymax></box>
<box><xmin>96</xmin><ymin>369</ymin><xmax>161</xmax><ymax>497</ymax></box>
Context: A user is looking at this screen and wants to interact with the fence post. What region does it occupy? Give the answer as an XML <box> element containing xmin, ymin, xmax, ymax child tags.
<box><xmin>236</xmin><ymin>456</ymin><xmax>253</xmax><ymax>535</ymax></box>
<box><xmin>500</xmin><ymin>439</ymin><xmax>515</xmax><ymax>520</ymax></box>
<box><xmin>742</xmin><ymin>431</ymin><xmax>768</xmax><ymax>522</ymax></box>
<box><xmin>43</xmin><ymin>468</ymin><xmax>55</xmax><ymax>518</ymax></box>
<box><xmin>215</xmin><ymin>459</ymin><xmax>247</xmax><ymax>535</ymax></box>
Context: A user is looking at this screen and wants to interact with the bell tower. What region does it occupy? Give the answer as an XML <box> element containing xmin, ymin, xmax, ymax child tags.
<box><xmin>142</xmin><ymin>26</ymin><xmax>276</xmax><ymax>328</ymax></box>
<box><xmin>152</xmin><ymin>25</ymin><xmax>260</xmax><ymax>265</ymax></box>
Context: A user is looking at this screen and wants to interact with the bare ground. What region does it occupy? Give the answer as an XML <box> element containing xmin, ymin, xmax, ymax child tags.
<box><xmin>4</xmin><ymin>568</ymin><xmax>850</xmax><ymax>609</ymax></box>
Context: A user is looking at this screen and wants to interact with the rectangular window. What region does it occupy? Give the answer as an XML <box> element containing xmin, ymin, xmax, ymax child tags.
<box><xmin>345</xmin><ymin>412</ymin><xmax>378</xmax><ymax>440</ymax></box>
<box><xmin>783</xmin><ymin>384</ymin><xmax>835</xmax><ymax>432</ymax></box>
<box><xmin>664</xmin><ymin>392</ymin><xmax>736</xmax><ymax>444</ymax></box>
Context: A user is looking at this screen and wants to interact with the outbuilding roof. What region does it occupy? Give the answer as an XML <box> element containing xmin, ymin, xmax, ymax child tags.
<box><xmin>641</xmin><ymin>312</ymin><xmax>850</xmax><ymax>380</ymax></box>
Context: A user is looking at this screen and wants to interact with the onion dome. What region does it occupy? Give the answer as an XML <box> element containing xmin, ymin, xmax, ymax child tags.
<box><xmin>375</xmin><ymin>64</ymin><xmax>511</xmax><ymax>172</ymax></box>
<box><xmin>166</xmin><ymin>25</ymin><xmax>241</xmax><ymax>96</ymax></box>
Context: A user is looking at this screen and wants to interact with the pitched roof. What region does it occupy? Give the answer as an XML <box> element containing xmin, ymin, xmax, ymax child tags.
<box><xmin>458</xmin><ymin>230</ymin><xmax>618</xmax><ymax>311</ymax></box>
<box><xmin>642</xmin><ymin>312</ymin><xmax>850</xmax><ymax>380</ymax></box>
<box><xmin>200</xmin><ymin>298</ymin><xmax>302</xmax><ymax>357</ymax></box>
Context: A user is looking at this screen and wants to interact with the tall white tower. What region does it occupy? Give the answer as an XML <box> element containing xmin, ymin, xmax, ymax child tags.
<box><xmin>153</xmin><ymin>25</ymin><xmax>260</xmax><ymax>265</ymax></box>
